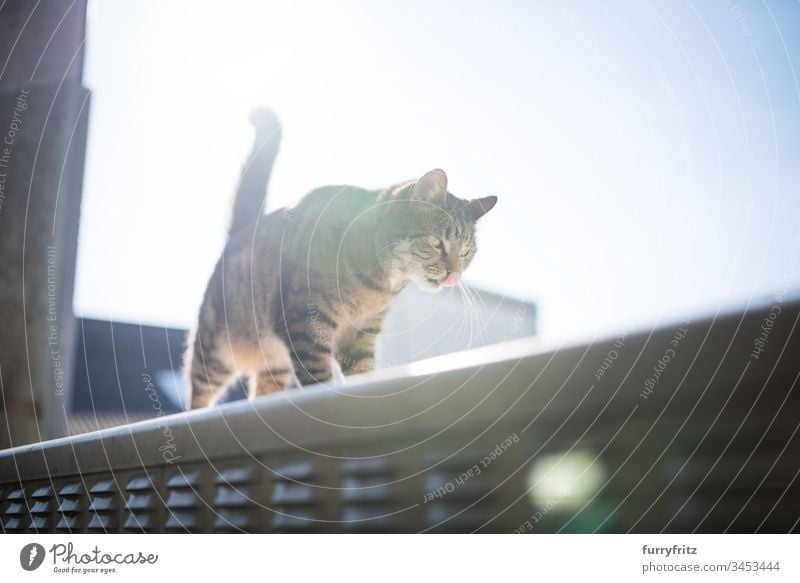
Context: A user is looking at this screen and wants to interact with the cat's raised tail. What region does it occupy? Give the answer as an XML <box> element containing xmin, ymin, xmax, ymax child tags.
<box><xmin>227</xmin><ymin>107</ymin><xmax>282</xmax><ymax>237</ymax></box>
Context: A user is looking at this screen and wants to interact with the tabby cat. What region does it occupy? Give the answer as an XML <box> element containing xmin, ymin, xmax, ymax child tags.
<box><xmin>185</xmin><ymin>110</ymin><xmax>497</xmax><ymax>408</ymax></box>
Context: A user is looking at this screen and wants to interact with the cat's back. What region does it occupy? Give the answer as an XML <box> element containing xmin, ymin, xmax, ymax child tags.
<box><xmin>271</xmin><ymin>184</ymin><xmax>382</xmax><ymax>272</ymax></box>
<box><xmin>226</xmin><ymin>184</ymin><xmax>378</xmax><ymax>257</ymax></box>
<box><xmin>293</xmin><ymin>184</ymin><xmax>378</xmax><ymax>225</ymax></box>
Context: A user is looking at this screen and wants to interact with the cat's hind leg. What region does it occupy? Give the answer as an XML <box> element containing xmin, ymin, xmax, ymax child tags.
<box><xmin>250</xmin><ymin>366</ymin><xmax>294</xmax><ymax>398</ymax></box>
<box><xmin>249</xmin><ymin>341</ymin><xmax>294</xmax><ymax>398</ymax></box>
<box><xmin>187</xmin><ymin>331</ymin><xmax>236</xmax><ymax>409</ymax></box>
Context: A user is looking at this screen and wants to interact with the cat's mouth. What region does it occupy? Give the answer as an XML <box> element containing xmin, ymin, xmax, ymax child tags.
<box><xmin>425</xmin><ymin>272</ymin><xmax>461</xmax><ymax>288</ymax></box>
<box><xmin>439</xmin><ymin>272</ymin><xmax>461</xmax><ymax>287</ymax></box>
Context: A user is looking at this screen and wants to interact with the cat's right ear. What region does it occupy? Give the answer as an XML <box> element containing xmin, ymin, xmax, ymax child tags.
<box><xmin>411</xmin><ymin>169</ymin><xmax>448</xmax><ymax>206</ymax></box>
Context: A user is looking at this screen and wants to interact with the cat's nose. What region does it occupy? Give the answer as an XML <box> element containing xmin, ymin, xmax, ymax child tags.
<box><xmin>440</xmin><ymin>272</ymin><xmax>460</xmax><ymax>287</ymax></box>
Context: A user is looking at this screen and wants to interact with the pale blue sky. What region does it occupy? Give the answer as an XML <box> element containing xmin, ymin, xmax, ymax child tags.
<box><xmin>75</xmin><ymin>0</ymin><xmax>800</xmax><ymax>341</ymax></box>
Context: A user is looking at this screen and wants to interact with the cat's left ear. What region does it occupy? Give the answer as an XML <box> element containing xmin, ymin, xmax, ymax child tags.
<box><xmin>464</xmin><ymin>196</ymin><xmax>498</xmax><ymax>221</ymax></box>
<box><xmin>412</xmin><ymin>169</ymin><xmax>448</xmax><ymax>206</ymax></box>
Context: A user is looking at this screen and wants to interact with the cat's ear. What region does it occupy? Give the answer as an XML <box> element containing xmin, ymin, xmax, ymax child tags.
<box><xmin>464</xmin><ymin>196</ymin><xmax>498</xmax><ymax>221</ymax></box>
<box><xmin>412</xmin><ymin>169</ymin><xmax>448</xmax><ymax>206</ymax></box>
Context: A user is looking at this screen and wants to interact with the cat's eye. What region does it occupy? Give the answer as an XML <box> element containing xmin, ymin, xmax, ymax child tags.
<box><xmin>429</xmin><ymin>237</ymin><xmax>445</xmax><ymax>252</ymax></box>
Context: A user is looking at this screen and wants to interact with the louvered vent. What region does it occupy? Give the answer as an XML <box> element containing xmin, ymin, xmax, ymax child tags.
<box><xmin>423</xmin><ymin>454</ymin><xmax>496</xmax><ymax>532</ymax></box>
<box><xmin>56</xmin><ymin>482</ymin><xmax>84</xmax><ymax>532</ymax></box>
<box><xmin>28</xmin><ymin>484</ymin><xmax>55</xmax><ymax>531</ymax></box>
<box><xmin>213</xmin><ymin>463</ymin><xmax>262</xmax><ymax>532</ymax></box>
<box><xmin>124</xmin><ymin>475</ymin><xmax>159</xmax><ymax>531</ymax></box>
<box><xmin>165</xmin><ymin>470</ymin><xmax>204</xmax><ymax>532</ymax></box>
<box><xmin>2</xmin><ymin>486</ymin><xmax>27</xmax><ymax>532</ymax></box>
<box><xmin>270</xmin><ymin>459</ymin><xmax>322</xmax><ymax>532</ymax></box>
<box><xmin>87</xmin><ymin>478</ymin><xmax>119</xmax><ymax>532</ymax></box>
<box><xmin>339</xmin><ymin>458</ymin><xmax>397</xmax><ymax>532</ymax></box>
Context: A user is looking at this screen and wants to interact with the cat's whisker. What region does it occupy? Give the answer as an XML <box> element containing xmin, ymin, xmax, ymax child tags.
<box><xmin>460</xmin><ymin>282</ymin><xmax>473</xmax><ymax>344</ymax></box>
<box><xmin>459</xmin><ymin>280</ymin><xmax>478</xmax><ymax>346</ymax></box>
<box><xmin>471</xmin><ymin>289</ymin><xmax>483</xmax><ymax>344</ymax></box>
<box><xmin>470</xmin><ymin>286</ymin><xmax>487</xmax><ymax>344</ymax></box>
<box><xmin>466</xmin><ymin>284</ymin><xmax>488</xmax><ymax>344</ymax></box>
<box><xmin>455</xmin><ymin>282</ymin><xmax>470</xmax><ymax>342</ymax></box>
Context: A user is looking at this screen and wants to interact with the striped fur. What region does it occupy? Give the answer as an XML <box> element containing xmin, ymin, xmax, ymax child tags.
<box><xmin>185</xmin><ymin>121</ymin><xmax>496</xmax><ymax>408</ymax></box>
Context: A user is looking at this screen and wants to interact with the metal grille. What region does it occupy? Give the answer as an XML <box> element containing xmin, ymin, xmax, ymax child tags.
<box><xmin>2</xmin><ymin>299</ymin><xmax>800</xmax><ymax>533</ymax></box>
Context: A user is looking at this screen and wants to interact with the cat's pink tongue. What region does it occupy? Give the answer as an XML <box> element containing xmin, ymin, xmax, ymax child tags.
<box><xmin>440</xmin><ymin>272</ymin><xmax>460</xmax><ymax>287</ymax></box>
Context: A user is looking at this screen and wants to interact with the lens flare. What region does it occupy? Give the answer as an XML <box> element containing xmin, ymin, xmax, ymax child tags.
<box><xmin>526</xmin><ymin>450</ymin><xmax>606</xmax><ymax>511</ymax></box>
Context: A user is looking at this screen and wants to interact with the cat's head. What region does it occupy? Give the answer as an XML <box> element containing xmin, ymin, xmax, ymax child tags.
<box><xmin>379</xmin><ymin>169</ymin><xmax>497</xmax><ymax>293</ymax></box>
